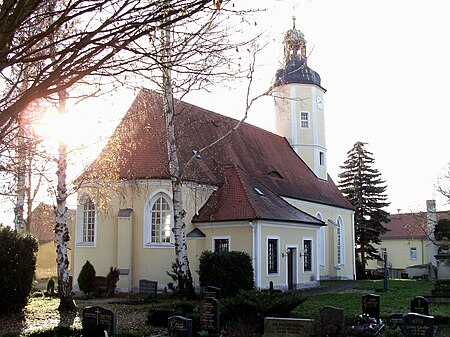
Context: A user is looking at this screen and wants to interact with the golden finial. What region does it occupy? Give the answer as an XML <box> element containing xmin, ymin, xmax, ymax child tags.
<box><xmin>292</xmin><ymin>15</ymin><xmax>296</xmax><ymax>29</ymax></box>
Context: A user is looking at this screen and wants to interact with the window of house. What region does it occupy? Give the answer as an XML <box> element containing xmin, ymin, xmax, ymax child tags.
<box><xmin>144</xmin><ymin>192</ymin><xmax>173</xmax><ymax>247</ymax></box>
<box><xmin>300</xmin><ymin>111</ymin><xmax>309</xmax><ymax>128</ymax></box>
<box><xmin>410</xmin><ymin>247</ymin><xmax>417</xmax><ymax>260</ymax></box>
<box><xmin>336</xmin><ymin>216</ymin><xmax>344</xmax><ymax>265</ymax></box>
<box><xmin>303</xmin><ymin>239</ymin><xmax>312</xmax><ymax>272</ymax></box>
<box><xmin>214</xmin><ymin>238</ymin><xmax>230</xmax><ymax>252</ymax></box>
<box><xmin>319</xmin><ymin>151</ymin><xmax>325</xmax><ymax>166</ymax></box>
<box><xmin>77</xmin><ymin>197</ymin><xmax>96</xmax><ymax>246</ymax></box>
<box><xmin>268</xmin><ymin>238</ymin><xmax>279</xmax><ymax>274</ymax></box>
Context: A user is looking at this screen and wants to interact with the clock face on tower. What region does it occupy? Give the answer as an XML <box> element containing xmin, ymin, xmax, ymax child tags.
<box><xmin>316</xmin><ymin>95</ymin><xmax>324</xmax><ymax>110</ymax></box>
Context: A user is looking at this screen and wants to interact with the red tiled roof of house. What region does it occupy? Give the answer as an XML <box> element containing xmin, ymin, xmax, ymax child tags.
<box><xmin>193</xmin><ymin>164</ymin><xmax>325</xmax><ymax>224</ymax></box>
<box><xmin>85</xmin><ymin>88</ymin><xmax>353</xmax><ymax>210</ymax></box>
<box><xmin>381</xmin><ymin>211</ymin><xmax>450</xmax><ymax>240</ymax></box>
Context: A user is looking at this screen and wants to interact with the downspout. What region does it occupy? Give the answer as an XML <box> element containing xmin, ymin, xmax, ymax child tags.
<box><xmin>351</xmin><ymin>211</ymin><xmax>356</xmax><ymax>280</ymax></box>
<box><xmin>250</xmin><ymin>221</ymin><xmax>257</xmax><ymax>287</ymax></box>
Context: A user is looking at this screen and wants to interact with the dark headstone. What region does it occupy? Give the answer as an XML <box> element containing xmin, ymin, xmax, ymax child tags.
<box><xmin>388</xmin><ymin>313</ymin><xmax>404</xmax><ymax>329</ymax></box>
<box><xmin>200</xmin><ymin>297</ymin><xmax>219</xmax><ymax>335</ymax></box>
<box><xmin>411</xmin><ymin>296</ymin><xmax>429</xmax><ymax>315</ymax></box>
<box><xmin>263</xmin><ymin>317</ymin><xmax>315</xmax><ymax>337</ymax></box>
<box><xmin>139</xmin><ymin>279</ymin><xmax>157</xmax><ymax>300</ymax></box>
<box><xmin>168</xmin><ymin>316</ymin><xmax>192</xmax><ymax>337</ymax></box>
<box><xmin>402</xmin><ymin>313</ymin><xmax>434</xmax><ymax>337</ymax></box>
<box><xmin>319</xmin><ymin>305</ymin><xmax>345</xmax><ymax>336</ymax></box>
<box><xmin>46</xmin><ymin>278</ymin><xmax>55</xmax><ymax>296</ymax></box>
<box><xmin>201</xmin><ymin>286</ymin><xmax>221</xmax><ymax>300</ymax></box>
<box><xmin>362</xmin><ymin>294</ymin><xmax>380</xmax><ymax>321</ymax></box>
<box><xmin>82</xmin><ymin>306</ymin><xmax>117</xmax><ymax>337</ymax></box>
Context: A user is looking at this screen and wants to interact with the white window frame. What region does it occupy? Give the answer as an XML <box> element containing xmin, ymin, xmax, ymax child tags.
<box><xmin>76</xmin><ymin>196</ymin><xmax>97</xmax><ymax>247</ymax></box>
<box><xmin>410</xmin><ymin>247</ymin><xmax>417</xmax><ymax>260</ymax></box>
<box><xmin>300</xmin><ymin>111</ymin><xmax>310</xmax><ymax>129</ymax></box>
<box><xmin>212</xmin><ymin>236</ymin><xmax>231</xmax><ymax>252</ymax></box>
<box><xmin>336</xmin><ymin>216</ymin><xmax>345</xmax><ymax>265</ymax></box>
<box><xmin>302</xmin><ymin>238</ymin><xmax>313</xmax><ymax>273</ymax></box>
<box><xmin>267</xmin><ymin>236</ymin><xmax>280</xmax><ymax>276</ymax></box>
<box><xmin>143</xmin><ymin>190</ymin><xmax>174</xmax><ymax>248</ymax></box>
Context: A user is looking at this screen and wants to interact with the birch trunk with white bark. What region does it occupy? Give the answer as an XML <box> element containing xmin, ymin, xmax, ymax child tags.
<box><xmin>55</xmin><ymin>89</ymin><xmax>76</xmax><ymax>311</ymax></box>
<box><xmin>161</xmin><ymin>10</ymin><xmax>195</xmax><ymax>299</ymax></box>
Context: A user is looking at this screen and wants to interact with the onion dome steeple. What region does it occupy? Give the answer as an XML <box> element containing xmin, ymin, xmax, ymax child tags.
<box><xmin>274</xmin><ymin>16</ymin><xmax>322</xmax><ymax>88</ymax></box>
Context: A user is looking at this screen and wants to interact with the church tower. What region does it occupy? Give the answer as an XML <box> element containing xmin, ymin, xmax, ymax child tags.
<box><xmin>272</xmin><ymin>17</ymin><xmax>327</xmax><ymax>180</ymax></box>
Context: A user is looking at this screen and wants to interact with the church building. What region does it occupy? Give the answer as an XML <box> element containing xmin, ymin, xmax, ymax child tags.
<box><xmin>72</xmin><ymin>19</ymin><xmax>355</xmax><ymax>292</ymax></box>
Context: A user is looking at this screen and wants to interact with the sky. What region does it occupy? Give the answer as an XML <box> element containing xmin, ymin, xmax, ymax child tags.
<box><xmin>1</xmin><ymin>0</ymin><xmax>449</xmax><ymax>226</ymax></box>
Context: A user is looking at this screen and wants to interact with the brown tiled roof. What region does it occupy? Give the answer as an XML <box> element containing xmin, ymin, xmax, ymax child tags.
<box><xmin>193</xmin><ymin>164</ymin><xmax>325</xmax><ymax>224</ymax></box>
<box><xmin>86</xmin><ymin>89</ymin><xmax>353</xmax><ymax>210</ymax></box>
<box><xmin>381</xmin><ymin>211</ymin><xmax>450</xmax><ymax>240</ymax></box>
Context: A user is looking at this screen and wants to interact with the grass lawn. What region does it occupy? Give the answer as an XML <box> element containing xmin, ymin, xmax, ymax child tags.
<box><xmin>293</xmin><ymin>279</ymin><xmax>450</xmax><ymax>324</ymax></box>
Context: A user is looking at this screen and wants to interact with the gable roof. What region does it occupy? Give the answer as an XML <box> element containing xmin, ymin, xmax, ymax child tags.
<box><xmin>381</xmin><ymin>211</ymin><xmax>450</xmax><ymax>240</ymax></box>
<box><xmin>86</xmin><ymin>88</ymin><xmax>353</xmax><ymax>210</ymax></box>
<box><xmin>193</xmin><ymin>164</ymin><xmax>324</xmax><ymax>225</ymax></box>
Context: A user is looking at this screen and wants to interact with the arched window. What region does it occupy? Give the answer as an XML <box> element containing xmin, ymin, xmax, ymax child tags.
<box><xmin>144</xmin><ymin>192</ymin><xmax>173</xmax><ymax>246</ymax></box>
<box><xmin>336</xmin><ymin>216</ymin><xmax>345</xmax><ymax>265</ymax></box>
<box><xmin>76</xmin><ymin>196</ymin><xmax>97</xmax><ymax>246</ymax></box>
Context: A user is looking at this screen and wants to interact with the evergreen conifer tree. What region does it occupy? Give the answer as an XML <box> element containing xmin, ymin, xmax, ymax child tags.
<box><xmin>338</xmin><ymin>141</ymin><xmax>390</xmax><ymax>278</ymax></box>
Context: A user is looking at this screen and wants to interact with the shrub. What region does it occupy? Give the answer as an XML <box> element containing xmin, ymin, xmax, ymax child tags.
<box><xmin>0</xmin><ymin>225</ymin><xmax>39</xmax><ymax>314</ymax></box>
<box><xmin>198</xmin><ymin>251</ymin><xmax>254</xmax><ymax>298</ymax></box>
<box><xmin>77</xmin><ymin>260</ymin><xmax>96</xmax><ymax>295</ymax></box>
<box><xmin>106</xmin><ymin>267</ymin><xmax>120</xmax><ymax>297</ymax></box>
<box><xmin>220</xmin><ymin>290</ymin><xmax>305</xmax><ymax>335</ymax></box>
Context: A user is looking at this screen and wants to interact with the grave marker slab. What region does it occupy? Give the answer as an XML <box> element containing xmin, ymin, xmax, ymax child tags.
<box><xmin>319</xmin><ymin>305</ymin><xmax>345</xmax><ymax>336</ymax></box>
<box><xmin>411</xmin><ymin>296</ymin><xmax>429</xmax><ymax>315</ymax></box>
<box><xmin>402</xmin><ymin>313</ymin><xmax>434</xmax><ymax>337</ymax></box>
<box><xmin>388</xmin><ymin>313</ymin><xmax>404</xmax><ymax>329</ymax></box>
<box><xmin>362</xmin><ymin>294</ymin><xmax>380</xmax><ymax>321</ymax></box>
<box><xmin>263</xmin><ymin>317</ymin><xmax>315</xmax><ymax>337</ymax></box>
<box><xmin>139</xmin><ymin>279</ymin><xmax>157</xmax><ymax>300</ymax></box>
<box><xmin>201</xmin><ymin>285</ymin><xmax>221</xmax><ymax>300</ymax></box>
<box><xmin>200</xmin><ymin>297</ymin><xmax>219</xmax><ymax>335</ymax></box>
<box><xmin>82</xmin><ymin>306</ymin><xmax>117</xmax><ymax>337</ymax></box>
<box><xmin>168</xmin><ymin>315</ymin><xmax>192</xmax><ymax>337</ymax></box>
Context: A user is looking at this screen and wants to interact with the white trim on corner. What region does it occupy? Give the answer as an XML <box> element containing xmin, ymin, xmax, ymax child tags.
<box><xmin>291</xmin><ymin>85</ymin><xmax>297</xmax><ymax>146</ymax></box>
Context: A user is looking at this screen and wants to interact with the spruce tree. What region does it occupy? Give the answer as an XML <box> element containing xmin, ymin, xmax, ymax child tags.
<box><xmin>338</xmin><ymin>141</ymin><xmax>390</xmax><ymax>278</ymax></box>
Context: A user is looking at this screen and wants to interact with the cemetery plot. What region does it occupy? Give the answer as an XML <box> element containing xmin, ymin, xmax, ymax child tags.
<box><xmin>411</xmin><ymin>296</ymin><xmax>429</xmax><ymax>315</ymax></box>
<box><xmin>319</xmin><ymin>306</ymin><xmax>345</xmax><ymax>337</ymax></box>
<box><xmin>200</xmin><ymin>297</ymin><xmax>220</xmax><ymax>336</ymax></box>
<box><xmin>82</xmin><ymin>306</ymin><xmax>117</xmax><ymax>337</ymax></box>
<box><xmin>362</xmin><ymin>294</ymin><xmax>380</xmax><ymax>321</ymax></box>
<box><xmin>402</xmin><ymin>313</ymin><xmax>434</xmax><ymax>337</ymax></box>
<box><xmin>168</xmin><ymin>315</ymin><xmax>193</xmax><ymax>337</ymax></box>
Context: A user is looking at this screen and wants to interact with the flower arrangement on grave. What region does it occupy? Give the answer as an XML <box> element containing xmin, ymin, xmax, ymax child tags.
<box><xmin>348</xmin><ymin>314</ymin><xmax>384</xmax><ymax>336</ymax></box>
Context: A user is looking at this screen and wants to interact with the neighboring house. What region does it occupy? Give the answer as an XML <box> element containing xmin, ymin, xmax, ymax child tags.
<box><xmin>73</xmin><ymin>20</ymin><xmax>356</xmax><ymax>292</ymax></box>
<box><xmin>28</xmin><ymin>203</ymin><xmax>74</xmax><ymax>279</ymax></box>
<box><xmin>366</xmin><ymin>200</ymin><xmax>450</xmax><ymax>277</ymax></box>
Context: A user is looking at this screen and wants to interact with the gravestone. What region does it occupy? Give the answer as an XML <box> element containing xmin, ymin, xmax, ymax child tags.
<box><xmin>139</xmin><ymin>279</ymin><xmax>157</xmax><ymax>301</ymax></box>
<box><xmin>263</xmin><ymin>317</ymin><xmax>315</xmax><ymax>337</ymax></box>
<box><xmin>168</xmin><ymin>315</ymin><xmax>192</xmax><ymax>337</ymax></box>
<box><xmin>402</xmin><ymin>313</ymin><xmax>434</xmax><ymax>337</ymax></box>
<box><xmin>200</xmin><ymin>296</ymin><xmax>219</xmax><ymax>336</ymax></box>
<box><xmin>319</xmin><ymin>305</ymin><xmax>345</xmax><ymax>336</ymax></box>
<box><xmin>82</xmin><ymin>306</ymin><xmax>117</xmax><ymax>337</ymax></box>
<box><xmin>388</xmin><ymin>313</ymin><xmax>404</xmax><ymax>330</ymax></box>
<box><xmin>411</xmin><ymin>296</ymin><xmax>429</xmax><ymax>315</ymax></box>
<box><xmin>362</xmin><ymin>294</ymin><xmax>380</xmax><ymax>321</ymax></box>
<box><xmin>46</xmin><ymin>278</ymin><xmax>55</xmax><ymax>296</ymax></box>
<box><xmin>201</xmin><ymin>285</ymin><xmax>221</xmax><ymax>300</ymax></box>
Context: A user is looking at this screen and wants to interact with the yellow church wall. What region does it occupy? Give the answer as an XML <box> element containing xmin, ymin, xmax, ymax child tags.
<box><xmin>284</xmin><ymin>197</ymin><xmax>355</xmax><ymax>280</ymax></box>
<box><xmin>35</xmin><ymin>241</ymin><xmax>72</xmax><ymax>280</ymax></box>
<box><xmin>366</xmin><ymin>239</ymin><xmax>430</xmax><ymax>271</ymax></box>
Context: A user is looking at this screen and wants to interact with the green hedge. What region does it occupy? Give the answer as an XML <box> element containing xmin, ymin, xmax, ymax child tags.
<box><xmin>198</xmin><ymin>251</ymin><xmax>254</xmax><ymax>298</ymax></box>
<box><xmin>0</xmin><ymin>225</ymin><xmax>38</xmax><ymax>314</ymax></box>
